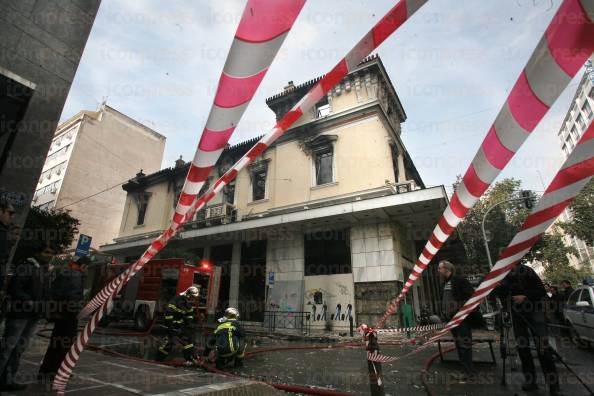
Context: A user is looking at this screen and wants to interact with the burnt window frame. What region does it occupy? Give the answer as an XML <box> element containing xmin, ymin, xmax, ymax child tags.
<box><xmin>304</xmin><ymin>229</ymin><xmax>351</xmax><ymax>276</ymax></box>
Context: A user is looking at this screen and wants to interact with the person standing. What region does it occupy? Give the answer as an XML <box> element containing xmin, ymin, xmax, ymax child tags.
<box><xmin>0</xmin><ymin>201</ymin><xmax>15</xmax><ymax>295</ymax></box>
<box><xmin>438</xmin><ymin>260</ymin><xmax>476</xmax><ymax>380</ymax></box>
<box><xmin>497</xmin><ymin>264</ymin><xmax>563</xmax><ymax>396</ymax></box>
<box><xmin>37</xmin><ymin>255</ymin><xmax>90</xmax><ymax>385</ymax></box>
<box><xmin>0</xmin><ymin>242</ymin><xmax>53</xmax><ymax>391</ymax></box>
<box><xmin>560</xmin><ymin>280</ymin><xmax>574</xmax><ymax>303</ymax></box>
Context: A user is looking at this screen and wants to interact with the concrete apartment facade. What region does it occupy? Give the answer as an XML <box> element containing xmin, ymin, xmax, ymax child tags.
<box><xmin>101</xmin><ymin>56</ymin><xmax>463</xmax><ymax>330</ymax></box>
<box><xmin>554</xmin><ymin>66</ymin><xmax>594</xmax><ymax>271</ymax></box>
<box><xmin>33</xmin><ymin>104</ymin><xmax>166</xmax><ymax>249</ymax></box>
<box><xmin>0</xmin><ymin>0</ymin><xmax>101</xmax><ymax>244</ymax></box>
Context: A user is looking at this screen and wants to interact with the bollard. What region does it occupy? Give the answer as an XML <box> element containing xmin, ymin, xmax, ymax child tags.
<box><xmin>349</xmin><ymin>316</ymin><xmax>354</xmax><ymax>337</ymax></box>
<box><xmin>366</xmin><ymin>330</ymin><xmax>386</xmax><ymax>396</ymax></box>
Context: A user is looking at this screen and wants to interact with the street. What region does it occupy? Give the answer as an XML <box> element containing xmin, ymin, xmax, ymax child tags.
<box><xmin>5</xmin><ymin>325</ymin><xmax>594</xmax><ymax>395</ymax></box>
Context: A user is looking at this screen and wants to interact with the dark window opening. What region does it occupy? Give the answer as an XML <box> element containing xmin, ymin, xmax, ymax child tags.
<box><xmin>224</xmin><ymin>181</ymin><xmax>235</xmax><ymax>205</ymax></box>
<box><xmin>135</xmin><ymin>193</ymin><xmax>151</xmax><ymax>225</ymax></box>
<box><xmin>304</xmin><ymin>230</ymin><xmax>351</xmax><ymax>276</ymax></box>
<box><xmin>211</xmin><ymin>244</ymin><xmax>233</xmax><ymax>316</ymax></box>
<box><xmin>239</xmin><ymin>240</ymin><xmax>267</xmax><ymax>321</ymax></box>
<box><xmin>252</xmin><ymin>169</ymin><xmax>266</xmax><ymax>201</ymax></box>
<box><xmin>314</xmin><ymin>147</ymin><xmax>333</xmax><ymax>185</ymax></box>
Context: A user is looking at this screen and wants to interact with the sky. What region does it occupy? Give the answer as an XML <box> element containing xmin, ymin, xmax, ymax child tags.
<box><xmin>60</xmin><ymin>0</ymin><xmax>585</xmax><ymax>196</ymax></box>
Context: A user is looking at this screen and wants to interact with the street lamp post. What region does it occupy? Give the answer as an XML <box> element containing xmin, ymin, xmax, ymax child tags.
<box><xmin>481</xmin><ymin>197</ymin><xmax>527</xmax><ymax>269</ymax></box>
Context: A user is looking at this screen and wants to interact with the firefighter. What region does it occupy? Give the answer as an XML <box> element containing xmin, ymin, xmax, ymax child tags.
<box><xmin>156</xmin><ymin>286</ymin><xmax>200</xmax><ymax>364</ymax></box>
<box><xmin>204</xmin><ymin>307</ymin><xmax>246</xmax><ymax>369</ymax></box>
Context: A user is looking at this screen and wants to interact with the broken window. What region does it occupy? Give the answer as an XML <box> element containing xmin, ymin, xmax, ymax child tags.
<box><xmin>314</xmin><ymin>146</ymin><xmax>333</xmax><ymax>185</ymax></box>
<box><xmin>249</xmin><ymin>161</ymin><xmax>268</xmax><ymax>201</ymax></box>
<box><xmin>135</xmin><ymin>192</ymin><xmax>151</xmax><ymax>225</ymax></box>
<box><xmin>304</xmin><ymin>229</ymin><xmax>351</xmax><ymax>276</ymax></box>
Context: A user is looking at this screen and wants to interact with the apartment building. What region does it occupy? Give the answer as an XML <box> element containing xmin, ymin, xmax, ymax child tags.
<box><xmin>33</xmin><ymin>104</ymin><xmax>166</xmax><ymax>249</ymax></box>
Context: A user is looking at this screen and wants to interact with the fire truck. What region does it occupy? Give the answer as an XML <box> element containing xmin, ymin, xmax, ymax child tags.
<box><xmin>99</xmin><ymin>258</ymin><xmax>221</xmax><ymax>331</ymax></box>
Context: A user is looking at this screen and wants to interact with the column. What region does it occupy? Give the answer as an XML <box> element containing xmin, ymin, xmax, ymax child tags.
<box><xmin>228</xmin><ymin>240</ymin><xmax>241</xmax><ymax>308</ymax></box>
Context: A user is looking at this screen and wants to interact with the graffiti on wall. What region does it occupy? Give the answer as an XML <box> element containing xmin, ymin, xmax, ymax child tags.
<box><xmin>304</xmin><ymin>274</ymin><xmax>355</xmax><ymax>328</ymax></box>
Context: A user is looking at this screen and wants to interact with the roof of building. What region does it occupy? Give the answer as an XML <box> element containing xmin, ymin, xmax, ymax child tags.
<box><xmin>55</xmin><ymin>103</ymin><xmax>167</xmax><ymax>141</ymax></box>
<box><xmin>122</xmin><ymin>135</ymin><xmax>263</xmax><ymax>191</ymax></box>
<box><xmin>264</xmin><ymin>54</ymin><xmax>406</xmax><ymax>123</ymax></box>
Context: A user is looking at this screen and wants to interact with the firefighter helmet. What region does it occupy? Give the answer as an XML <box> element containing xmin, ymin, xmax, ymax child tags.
<box><xmin>182</xmin><ymin>286</ymin><xmax>200</xmax><ymax>298</ymax></box>
<box><xmin>225</xmin><ymin>307</ymin><xmax>239</xmax><ymax>319</ymax></box>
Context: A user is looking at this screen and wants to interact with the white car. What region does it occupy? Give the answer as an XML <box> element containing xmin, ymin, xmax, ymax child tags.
<box><xmin>564</xmin><ymin>285</ymin><xmax>594</xmax><ymax>347</ymax></box>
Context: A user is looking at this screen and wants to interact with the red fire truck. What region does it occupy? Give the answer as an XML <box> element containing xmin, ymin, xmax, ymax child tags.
<box><xmin>99</xmin><ymin>258</ymin><xmax>221</xmax><ymax>331</ymax></box>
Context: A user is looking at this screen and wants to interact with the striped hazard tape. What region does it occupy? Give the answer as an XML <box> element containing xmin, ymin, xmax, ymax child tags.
<box><xmin>428</xmin><ymin>121</ymin><xmax>594</xmax><ymax>343</ymax></box>
<box><xmin>79</xmin><ymin>0</ymin><xmax>306</xmax><ymax>320</ymax></box>
<box><xmin>179</xmin><ymin>0</ymin><xmax>429</xmax><ymax>225</ymax></box>
<box><xmin>54</xmin><ymin>1</ymin><xmax>305</xmax><ymax>393</ymax></box>
<box><xmin>376</xmin><ymin>323</ymin><xmax>444</xmax><ymax>334</ymax></box>
<box><xmin>377</xmin><ymin>0</ymin><xmax>594</xmax><ymax>329</ymax></box>
<box><xmin>64</xmin><ymin>1</ymin><xmax>428</xmax><ymax>393</ymax></box>
<box><xmin>368</xmin><ymin>351</ymin><xmax>397</xmax><ymax>363</ymax></box>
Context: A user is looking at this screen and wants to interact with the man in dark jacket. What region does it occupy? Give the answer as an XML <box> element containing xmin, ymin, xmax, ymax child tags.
<box><xmin>0</xmin><ymin>242</ymin><xmax>53</xmax><ymax>391</ymax></box>
<box><xmin>0</xmin><ymin>201</ymin><xmax>15</xmax><ymax>297</ymax></box>
<box><xmin>156</xmin><ymin>286</ymin><xmax>200</xmax><ymax>364</ymax></box>
<box><xmin>38</xmin><ymin>255</ymin><xmax>89</xmax><ymax>385</ymax></box>
<box><xmin>497</xmin><ymin>264</ymin><xmax>563</xmax><ymax>396</ymax></box>
<box><xmin>438</xmin><ymin>260</ymin><xmax>475</xmax><ymax>379</ymax></box>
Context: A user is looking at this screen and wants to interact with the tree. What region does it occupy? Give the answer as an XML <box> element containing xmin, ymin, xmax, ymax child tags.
<box><xmin>524</xmin><ymin>232</ymin><xmax>592</xmax><ymax>286</ymax></box>
<box><xmin>455</xmin><ymin>178</ymin><xmax>532</xmax><ymax>274</ymax></box>
<box><xmin>559</xmin><ymin>178</ymin><xmax>593</xmax><ymax>246</ymax></box>
<box><xmin>13</xmin><ymin>207</ymin><xmax>79</xmax><ymax>263</ymax></box>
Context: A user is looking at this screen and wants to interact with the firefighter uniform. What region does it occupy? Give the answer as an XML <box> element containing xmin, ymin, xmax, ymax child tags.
<box><xmin>204</xmin><ymin>308</ymin><xmax>246</xmax><ymax>369</ymax></box>
<box><xmin>156</xmin><ymin>291</ymin><xmax>198</xmax><ymax>362</ymax></box>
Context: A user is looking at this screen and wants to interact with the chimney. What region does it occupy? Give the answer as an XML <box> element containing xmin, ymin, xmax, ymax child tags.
<box><xmin>175</xmin><ymin>155</ymin><xmax>185</xmax><ymax>168</ymax></box>
<box><xmin>283</xmin><ymin>81</ymin><xmax>295</xmax><ymax>92</ymax></box>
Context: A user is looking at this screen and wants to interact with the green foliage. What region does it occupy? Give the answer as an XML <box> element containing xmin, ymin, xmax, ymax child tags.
<box><xmin>525</xmin><ymin>232</ymin><xmax>592</xmax><ymax>285</ymax></box>
<box><xmin>455</xmin><ymin>178</ymin><xmax>532</xmax><ymax>274</ymax></box>
<box><xmin>559</xmin><ymin>179</ymin><xmax>593</xmax><ymax>246</ymax></box>
<box><xmin>13</xmin><ymin>207</ymin><xmax>79</xmax><ymax>262</ymax></box>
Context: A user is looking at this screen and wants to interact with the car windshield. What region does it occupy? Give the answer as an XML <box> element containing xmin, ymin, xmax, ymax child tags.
<box><xmin>579</xmin><ymin>289</ymin><xmax>593</xmax><ymax>306</ymax></box>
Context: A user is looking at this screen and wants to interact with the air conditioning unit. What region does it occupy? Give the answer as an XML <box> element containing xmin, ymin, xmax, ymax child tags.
<box><xmin>50</xmin><ymin>185</ymin><xmax>57</xmax><ymax>194</ymax></box>
<box><xmin>32</xmin><ymin>196</ymin><xmax>38</xmax><ymax>202</ymax></box>
<box><xmin>205</xmin><ymin>203</ymin><xmax>235</xmax><ymax>226</ymax></box>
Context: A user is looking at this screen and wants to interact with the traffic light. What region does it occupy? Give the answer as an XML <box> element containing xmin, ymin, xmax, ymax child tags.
<box><xmin>520</xmin><ymin>190</ymin><xmax>535</xmax><ymax>209</ymax></box>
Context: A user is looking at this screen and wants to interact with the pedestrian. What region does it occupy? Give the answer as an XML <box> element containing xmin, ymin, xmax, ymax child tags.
<box><xmin>0</xmin><ymin>201</ymin><xmax>15</xmax><ymax>296</ymax></box>
<box><xmin>559</xmin><ymin>280</ymin><xmax>574</xmax><ymax>302</ymax></box>
<box><xmin>37</xmin><ymin>255</ymin><xmax>90</xmax><ymax>385</ymax></box>
<box><xmin>156</xmin><ymin>286</ymin><xmax>200</xmax><ymax>364</ymax></box>
<box><xmin>203</xmin><ymin>307</ymin><xmax>246</xmax><ymax>369</ymax></box>
<box><xmin>438</xmin><ymin>260</ymin><xmax>476</xmax><ymax>380</ymax></box>
<box><xmin>0</xmin><ymin>242</ymin><xmax>54</xmax><ymax>391</ymax></box>
<box><xmin>496</xmin><ymin>264</ymin><xmax>564</xmax><ymax>396</ymax></box>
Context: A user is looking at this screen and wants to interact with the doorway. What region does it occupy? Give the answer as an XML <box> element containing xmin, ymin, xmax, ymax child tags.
<box><xmin>210</xmin><ymin>244</ymin><xmax>232</xmax><ymax>316</ymax></box>
<box><xmin>239</xmin><ymin>240</ymin><xmax>267</xmax><ymax>321</ymax></box>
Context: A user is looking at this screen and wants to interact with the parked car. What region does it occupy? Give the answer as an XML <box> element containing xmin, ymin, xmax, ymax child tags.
<box><xmin>563</xmin><ymin>282</ymin><xmax>594</xmax><ymax>347</ymax></box>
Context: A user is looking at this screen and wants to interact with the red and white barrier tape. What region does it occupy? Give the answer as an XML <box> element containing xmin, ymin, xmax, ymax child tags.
<box><xmin>55</xmin><ymin>1</ymin><xmax>305</xmax><ymax>392</ymax></box>
<box><xmin>368</xmin><ymin>351</ymin><xmax>397</xmax><ymax>363</ymax></box>
<box><xmin>63</xmin><ymin>1</ymin><xmax>428</xmax><ymax>392</ymax></box>
<box><xmin>81</xmin><ymin>0</ymin><xmax>429</xmax><ymax>319</ymax></box>
<box><xmin>377</xmin><ymin>0</ymin><xmax>594</xmax><ymax>328</ymax></box>
<box><xmin>428</xmin><ymin>122</ymin><xmax>594</xmax><ymax>343</ymax></box>
<box><xmin>79</xmin><ymin>0</ymin><xmax>306</xmax><ymax>319</ymax></box>
<box><xmin>180</xmin><ymin>0</ymin><xmax>429</xmax><ymax>225</ymax></box>
<box><xmin>376</xmin><ymin>323</ymin><xmax>444</xmax><ymax>334</ymax></box>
